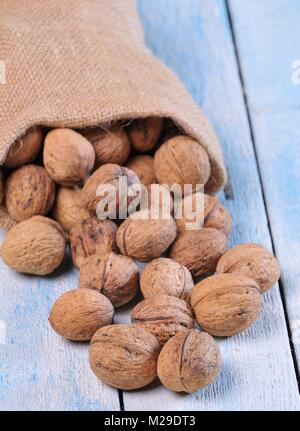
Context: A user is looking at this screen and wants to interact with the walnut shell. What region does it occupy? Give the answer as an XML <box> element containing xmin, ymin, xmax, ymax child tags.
<box><xmin>81</xmin><ymin>163</ymin><xmax>140</xmax><ymax>217</ymax></box>
<box><xmin>127</xmin><ymin>117</ymin><xmax>163</xmax><ymax>152</ymax></box>
<box><xmin>141</xmin><ymin>258</ymin><xmax>194</xmax><ymax>302</ymax></box>
<box><xmin>169</xmin><ymin>228</ymin><xmax>228</xmax><ymax>279</ymax></box>
<box><xmin>69</xmin><ymin>217</ymin><xmax>118</xmax><ymax>268</ymax></box>
<box><xmin>43</xmin><ymin>128</ymin><xmax>95</xmax><ymax>186</ymax></box>
<box><xmin>191</xmin><ymin>274</ymin><xmax>262</xmax><ymax>336</ymax></box>
<box><xmin>154</xmin><ymin>136</ymin><xmax>211</xmax><ymax>189</ymax></box>
<box><xmin>52</xmin><ymin>186</ymin><xmax>90</xmax><ymax>233</ymax></box>
<box><xmin>157</xmin><ymin>329</ymin><xmax>221</xmax><ymax>393</ymax></box>
<box><xmin>89</xmin><ymin>324</ymin><xmax>160</xmax><ymax>390</ymax></box>
<box><xmin>78</xmin><ymin>252</ymin><xmax>139</xmax><ymax>307</ymax></box>
<box><xmin>5</xmin><ymin>164</ymin><xmax>55</xmax><ymax>222</ymax></box>
<box><xmin>216</xmin><ymin>243</ymin><xmax>280</xmax><ymax>293</ymax></box>
<box><xmin>126</xmin><ymin>155</ymin><xmax>156</xmax><ymax>186</ymax></box>
<box><xmin>0</xmin><ymin>169</ymin><xmax>4</xmax><ymax>205</ymax></box>
<box><xmin>1</xmin><ymin>216</ymin><xmax>66</xmax><ymax>275</ymax></box>
<box><xmin>4</xmin><ymin>127</ymin><xmax>43</xmax><ymax>168</ymax></box>
<box><xmin>131</xmin><ymin>295</ymin><xmax>194</xmax><ymax>346</ymax></box>
<box><xmin>83</xmin><ymin>125</ymin><xmax>130</xmax><ymax>168</ymax></box>
<box><xmin>139</xmin><ymin>184</ymin><xmax>174</xmax><ymax>216</ymax></box>
<box><xmin>117</xmin><ymin>210</ymin><xmax>177</xmax><ymax>262</ymax></box>
<box><xmin>0</xmin><ymin>206</ymin><xmax>17</xmax><ymax>231</ymax></box>
<box><xmin>203</xmin><ymin>194</ymin><xmax>232</xmax><ymax>234</ymax></box>
<box><xmin>49</xmin><ymin>288</ymin><xmax>113</xmax><ymax>341</ymax></box>
<box><xmin>175</xmin><ymin>192</ymin><xmax>232</xmax><ymax>235</ymax></box>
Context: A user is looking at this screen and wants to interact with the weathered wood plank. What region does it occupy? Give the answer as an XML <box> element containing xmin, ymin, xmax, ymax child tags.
<box><xmin>0</xmin><ymin>229</ymin><xmax>120</xmax><ymax>411</ymax></box>
<box><xmin>1</xmin><ymin>0</ymin><xmax>299</xmax><ymax>412</ymax></box>
<box><xmin>118</xmin><ymin>0</ymin><xmax>300</xmax><ymax>411</ymax></box>
<box><xmin>228</xmin><ymin>0</ymin><xmax>300</xmax><ymax>370</ymax></box>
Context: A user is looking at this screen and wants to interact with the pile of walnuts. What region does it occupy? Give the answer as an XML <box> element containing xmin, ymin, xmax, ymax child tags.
<box><xmin>0</xmin><ymin>118</ymin><xmax>280</xmax><ymax>393</ymax></box>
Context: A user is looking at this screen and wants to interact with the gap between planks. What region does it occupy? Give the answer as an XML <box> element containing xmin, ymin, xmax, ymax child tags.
<box><xmin>224</xmin><ymin>0</ymin><xmax>300</xmax><ymax>389</ymax></box>
<box><xmin>127</xmin><ymin>0</ymin><xmax>300</xmax><ymax>411</ymax></box>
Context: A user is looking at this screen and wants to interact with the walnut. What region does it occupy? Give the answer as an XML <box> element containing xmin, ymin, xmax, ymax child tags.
<box><xmin>78</xmin><ymin>252</ymin><xmax>139</xmax><ymax>308</ymax></box>
<box><xmin>126</xmin><ymin>155</ymin><xmax>156</xmax><ymax>186</ymax></box>
<box><xmin>216</xmin><ymin>243</ymin><xmax>280</xmax><ymax>293</ymax></box>
<box><xmin>157</xmin><ymin>329</ymin><xmax>221</xmax><ymax>393</ymax></box>
<box><xmin>43</xmin><ymin>128</ymin><xmax>95</xmax><ymax>186</ymax></box>
<box><xmin>175</xmin><ymin>192</ymin><xmax>232</xmax><ymax>235</ymax></box>
<box><xmin>140</xmin><ymin>258</ymin><xmax>194</xmax><ymax>302</ymax></box>
<box><xmin>89</xmin><ymin>324</ymin><xmax>160</xmax><ymax>390</ymax></box>
<box><xmin>169</xmin><ymin>228</ymin><xmax>228</xmax><ymax>279</ymax></box>
<box><xmin>131</xmin><ymin>295</ymin><xmax>194</xmax><ymax>346</ymax></box>
<box><xmin>0</xmin><ymin>169</ymin><xmax>4</xmax><ymax>205</ymax></box>
<box><xmin>203</xmin><ymin>194</ymin><xmax>232</xmax><ymax>234</ymax></box>
<box><xmin>81</xmin><ymin>163</ymin><xmax>140</xmax><ymax>217</ymax></box>
<box><xmin>139</xmin><ymin>184</ymin><xmax>174</xmax><ymax>216</ymax></box>
<box><xmin>0</xmin><ymin>206</ymin><xmax>17</xmax><ymax>231</ymax></box>
<box><xmin>4</xmin><ymin>127</ymin><xmax>43</xmax><ymax>168</ymax></box>
<box><xmin>83</xmin><ymin>125</ymin><xmax>130</xmax><ymax>168</ymax></box>
<box><xmin>52</xmin><ymin>186</ymin><xmax>90</xmax><ymax>233</ymax></box>
<box><xmin>69</xmin><ymin>217</ymin><xmax>118</xmax><ymax>268</ymax></box>
<box><xmin>1</xmin><ymin>216</ymin><xmax>66</xmax><ymax>275</ymax></box>
<box><xmin>49</xmin><ymin>288</ymin><xmax>114</xmax><ymax>341</ymax></box>
<box><xmin>116</xmin><ymin>210</ymin><xmax>177</xmax><ymax>262</ymax></box>
<box><xmin>154</xmin><ymin>136</ymin><xmax>211</xmax><ymax>190</ymax></box>
<box><xmin>5</xmin><ymin>164</ymin><xmax>55</xmax><ymax>222</ymax></box>
<box><xmin>191</xmin><ymin>274</ymin><xmax>262</xmax><ymax>336</ymax></box>
<box><xmin>127</xmin><ymin>117</ymin><xmax>163</xmax><ymax>152</ymax></box>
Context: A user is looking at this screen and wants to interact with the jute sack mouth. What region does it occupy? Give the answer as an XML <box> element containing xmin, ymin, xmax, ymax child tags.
<box><xmin>0</xmin><ymin>0</ymin><xmax>226</xmax><ymax>229</ymax></box>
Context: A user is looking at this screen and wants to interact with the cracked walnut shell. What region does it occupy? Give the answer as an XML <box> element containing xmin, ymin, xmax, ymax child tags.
<box><xmin>154</xmin><ymin>135</ymin><xmax>211</xmax><ymax>190</ymax></box>
<box><xmin>5</xmin><ymin>164</ymin><xmax>55</xmax><ymax>222</ymax></box>
<box><xmin>117</xmin><ymin>210</ymin><xmax>177</xmax><ymax>262</ymax></box>
<box><xmin>83</xmin><ymin>125</ymin><xmax>130</xmax><ymax>168</ymax></box>
<box><xmin>78</xmin><ymin>252</ymin><xmax>139</xmax><ymax>308</ymax></box>
<box><xmin>157</xmin><ymin>329</ymin><xmax>221</xmax><ymax>393</ymax></box>
<box><xmin>169</xmin><ymin>227</ymin><xmax>228</xmax><ymax>279</ymax></box>
<box><xmin>131</xmin><ymin>295</ymin><xmax>194</xmax><ymax>346</ymax></box>
<box><xmin>127</xmin><ymin>117</ymin><xmax>163</xmax><ymax>152</ymax></box>
<box><xmin>1</xmin><ymin>216</ymin><xmax>66</xmax><ymax>275</ymax></box>
<box><xmin>69</xmin><ymin>217</ymin><xmax>118</xmax><ymax>268</ymax></box>
<box><xmin>89</xmin><ymin>324</ymin><xmax>160</xmax><ymax>390</ymax></box>
<box><xmin>216</xmin><ymin>243</ymin><xmax>280</xmax><ymax>293</ymax></box>
<box><xmin>4</xmin><ymin>127</ymin><xmax>43</xmax><ymax>169</ymax></box>
<box><xmin>49</xmin><ymin>288</ymin><xmax>114</xmax><ymax>341</ymax></box>
<box><xmin>140</xmin><ymin>258</ymin><xmax>194</xmax><ymax>302</ymax></box>
<box><xmin>44</xmin><ymin>128</ymin><xmax>95</xmax><ymax>186</ymax></box>
<box><xmin>191</xmin><ymin>273</ymin><xmax>262</xmax><ymax>337</ymax></box>
<box><xmin>52</xmin><ymin>186</ymin><xmax>90</xmax><ymax>233</ymax></box>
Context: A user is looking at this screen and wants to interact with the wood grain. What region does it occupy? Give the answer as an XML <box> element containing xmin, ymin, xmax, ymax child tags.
<box><xmin>228</xmin><ymin>0</ymin><xmax>300</xmax><ymax>368</ymax></box>
<box><xmin>0</xmin><ymin>0</ymin><xmax>299</xmax><ymax>411</ymax></box>
<box><xmin>119</xmin><ymin>0</ymin><xmax>300</xmax><ymax>411</ymax></box>
<box><xmin>0</xmin><ymin>229</ymin><xmax>120</xmax><ymax>411</ymax></box>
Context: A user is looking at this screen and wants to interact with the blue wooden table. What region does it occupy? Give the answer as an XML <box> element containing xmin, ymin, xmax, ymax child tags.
<box><xmin>0</xmin><ymin>0</ymin><xmax>300</xmax><ymax>411</ymax></box>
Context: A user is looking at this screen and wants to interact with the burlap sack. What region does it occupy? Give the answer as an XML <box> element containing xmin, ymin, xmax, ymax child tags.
<box><xmin>0</xmin><ymin>0</ymin><xmax>226</xmax><ymax>229</ymax></box>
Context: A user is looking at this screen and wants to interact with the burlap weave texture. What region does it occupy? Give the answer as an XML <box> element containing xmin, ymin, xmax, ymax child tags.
<box><xmin>0</xmin><ymin>0</ymin><xmax>226</xmax><ymax>228</ymax></box>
